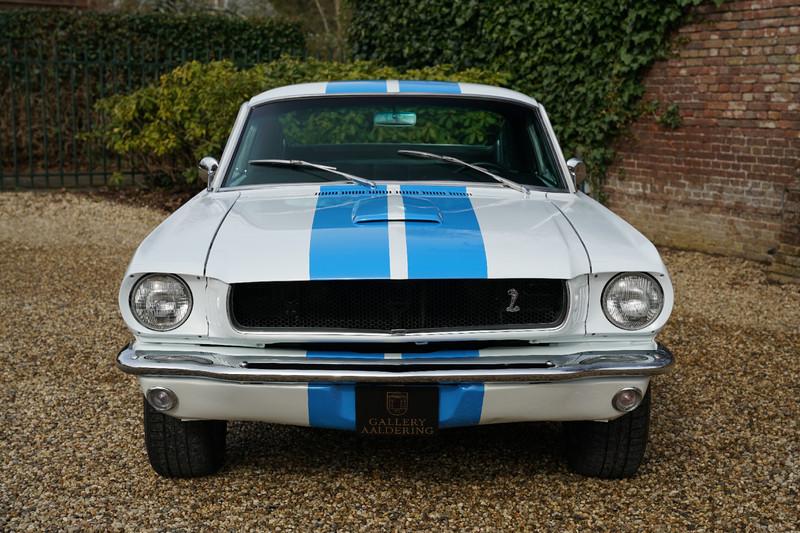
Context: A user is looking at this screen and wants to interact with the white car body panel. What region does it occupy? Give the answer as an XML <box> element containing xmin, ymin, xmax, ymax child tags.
<box><xmin>204</xmin><ymin>185</ymin><xmax>590</xmax><ymax>284</ymax></box>
<box><xmin>247</xmin><ymin>81</ymin><xmax>538</xmax><ymax>108</ymax></box>
<box><xmin>549</xmin><ymin>192</ymin><xmax>667</xmax><ymax>274</ymax></box>
<box><xmin>118</xmin><ymin>81</ymin><xmax>674</xmax><ymax>430</ymax></box>
<box><xmin>139</xmin><ymin>376</ymin><xmax>650</xmax><ymax>425</ymax></box>
<box><xmin>206</xmin><ymin>186</ymin><xmax>320</xmax><ymax>283</ymax></box>
<box><xmin>139</xmin><ymin>377</ymin><xmax>311</xmax><ymax>425</ymax></box>
<box><xmin>125</xmin><ymin>190</ymin><xmax>239</xmax><ymax>277</ymax></box>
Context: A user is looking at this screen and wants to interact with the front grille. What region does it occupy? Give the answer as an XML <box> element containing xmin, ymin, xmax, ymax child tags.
<box><xmin>229</xmin><ymin>279</ymin><xmax>568</xmax><ymax>332</ymax></box>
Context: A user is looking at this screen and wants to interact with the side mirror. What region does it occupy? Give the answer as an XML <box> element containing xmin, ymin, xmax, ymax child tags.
<box><xmin>198</xmin><ymin>156</ymin><xmax>219</xmax><ymax>191</ymax></box>
<box><xmin>566</xmin><ymin>157</ymin><xmax>586</xmax><ymax>191</ymax></box>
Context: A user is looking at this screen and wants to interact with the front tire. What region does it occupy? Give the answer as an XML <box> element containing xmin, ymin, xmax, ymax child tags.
<box><xmin>563</xmin><ymin>387</ymin><xmax>651</xmax><ymax>478</ymax></box>
<box><xmin>143</xmin><ymin>398</ymin><xmax>227</xmax><ymax>478</ymax></box>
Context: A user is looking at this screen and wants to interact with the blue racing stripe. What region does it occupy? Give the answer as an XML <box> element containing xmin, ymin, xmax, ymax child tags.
<box><xmin>401</xmin><ymin>186</ymin><xmax>487</xmax><ymax>279</ymax></box>
<box><xmin>326</xmin><ymin>80</ymin><xmax>387</xmax><ymax>94</ymax></box>
<box><xmin>398</xmin><ymin>80</ymin><xmax>461</xmax><ymax>94</ymax></box>
<box><xmin>439</xmin><ymin>384</ymin><xmax>484</xmax><ymax>428</ymax></box>
<box><xmin>310</xmin><ymin>186</ymin><xmax>391</xmax><ymax>279</ymax></box>
<box><xmin>402</xmin><ymin>350</ymin><xmax>479</xmax><ymax>359</ymax></box>
<box><xmin>308</xmin><ymin>383</ymin><xmax>356</xmax><ymax>430</ymax></box>
<box><xmin>307</xmin><ymin>351</ymin><xmax>384</xmax><ymax>359</ymax></box>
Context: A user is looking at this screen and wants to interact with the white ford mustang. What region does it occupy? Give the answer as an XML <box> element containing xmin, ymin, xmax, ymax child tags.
<box><xmin>117</xmin><ymin>80</ymin><xmax>674</xmax><ymax>478</ymax></box>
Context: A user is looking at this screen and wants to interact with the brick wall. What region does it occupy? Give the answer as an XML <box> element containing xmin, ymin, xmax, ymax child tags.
<box><xmin>605</xmin><ymin>0</ymin><xmax>800</xmax><ymax>281</ymax></box>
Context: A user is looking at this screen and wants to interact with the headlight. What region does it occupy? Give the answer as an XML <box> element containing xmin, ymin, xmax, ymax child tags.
<box><xmin>602</xmin><ymin>273</ymin><xmax>663</xmax><ymax>330</ymax></box>
<box><xmin>130</xmin><ymin>274</ymin><xmax>192</xmax><ymax>331</ymax></box>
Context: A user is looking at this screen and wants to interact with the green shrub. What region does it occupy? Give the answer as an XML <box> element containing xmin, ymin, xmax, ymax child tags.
<box><xmin>92</xmin><ymin>57</ymin><xmax>508</xmax><ymax>185</ymax></box>
<box><xmin>347</xmin><ymin>0</ymin><xmax>719</xmax><ymax>194</ymax></box>
<box><xmin>94</xmin><ymin>61</ymin><xmax>265</xmax><ymax>182</ymax></box>
<box><xmin>0</xmin><ymin>9</ymin><xmax>305</xmax><ymax>62</ymax></box>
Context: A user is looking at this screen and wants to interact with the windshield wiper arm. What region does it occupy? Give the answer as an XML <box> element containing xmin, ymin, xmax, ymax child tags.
<box><xmin>397</xmin><ymin>150</ymin><xmax>529</xmax><ymax>194</ymax></box>
<box><xmin>248</xmin><ymin>159</ymin><xmax>376</xmax><ymax>188</ymax></box>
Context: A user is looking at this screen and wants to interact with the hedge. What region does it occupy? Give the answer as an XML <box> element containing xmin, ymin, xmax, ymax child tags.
<box><xmin>0</xmin><ymin>9</ymin><xmax>305</xmax><ymax>61</ymax></box>
<box><xmin>0</xmin><ymin>9</ymin><xmax>305</xmax><ymax>187</ymax></box>
<box><xmin>92</xmin><ymin>57</ymin><xmax>509</xmax><ymax>186</ymax></box>
<box><xmin>348</xmin><ymin>0</ymin><xmax>718</xmax><ymax>193</ymax></box>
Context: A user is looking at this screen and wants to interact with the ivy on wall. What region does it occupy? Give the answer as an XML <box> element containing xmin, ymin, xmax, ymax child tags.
<box><xmin>348</xmin><ymin>0</ymin><xmax>717</xmax><ymax>194</ymax></box>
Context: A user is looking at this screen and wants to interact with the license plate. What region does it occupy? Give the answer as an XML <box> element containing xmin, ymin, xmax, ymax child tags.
<box><xmin>356</xmin><ymin>385</ymin><xmax>438</xmax><ymax>436</ymax></box>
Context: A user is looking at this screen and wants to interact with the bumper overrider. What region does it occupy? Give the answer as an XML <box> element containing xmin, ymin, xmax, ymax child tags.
<box><xmin>117</xmin><ymin>344</ymin><xmax>673</xmax><ymax>428</ymax></box>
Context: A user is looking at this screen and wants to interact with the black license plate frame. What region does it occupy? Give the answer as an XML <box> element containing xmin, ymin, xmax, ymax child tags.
<box><xmin>356</xmin><ymin>385</ymin><xmax>439</xmax><ymax>436</ymax></box>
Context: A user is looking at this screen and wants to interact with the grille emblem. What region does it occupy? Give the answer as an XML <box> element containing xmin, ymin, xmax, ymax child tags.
<box><xmin>386</xmin><ymin>392</ymin><xmax>409</xmax><ymax>416</ymax></box>
<box><xmin>505</xmin><ymin>288</ymin><xmax>520</xmax><ymax>312</ymax></box>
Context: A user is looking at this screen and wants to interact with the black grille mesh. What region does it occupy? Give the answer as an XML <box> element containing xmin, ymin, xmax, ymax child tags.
<box><xmin>230</xmin><ymin>279</ymin><xmax>567</xmax><ymax>332</ymax></box>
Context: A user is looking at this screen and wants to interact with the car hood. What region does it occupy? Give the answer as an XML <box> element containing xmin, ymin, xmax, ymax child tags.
<box><xmin>204</xmin><ymin>185</ymin><xmax>591</xmax><ymax>283</ymax></box>
<box><xmin>125</xmin><ymin>190</ymin><xmax>240</xmax><ymax>278</ymax></box>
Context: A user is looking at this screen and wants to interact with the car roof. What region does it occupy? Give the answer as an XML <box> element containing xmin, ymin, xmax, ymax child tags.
<box><xmin>247</xmin><ymin>80</ymin><xmax>540</xmax><ymax>108</ymax></box>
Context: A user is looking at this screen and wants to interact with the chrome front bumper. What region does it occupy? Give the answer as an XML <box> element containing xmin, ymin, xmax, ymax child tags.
<box><xmin>117</xmin><ymin>343</ymin><xmax>673</xmax><ymax>383</ymax></box>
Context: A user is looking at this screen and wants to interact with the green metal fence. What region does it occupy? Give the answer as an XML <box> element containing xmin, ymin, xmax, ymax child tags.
<box><xmin>0</xmin><ymin>40</ymin><xmax>272</xmax><ymax>189</ymax></box>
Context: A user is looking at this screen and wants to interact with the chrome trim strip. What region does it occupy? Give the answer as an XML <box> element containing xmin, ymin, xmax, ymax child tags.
<box><xmin>142</xmin><ymin>354</ymin><xmax>216</xmax><ymax>365</ymax></box>
<box><xmin>117</xmin><ymin>344</ymin><xmax>673</xmax><ymax>383</ymax></box>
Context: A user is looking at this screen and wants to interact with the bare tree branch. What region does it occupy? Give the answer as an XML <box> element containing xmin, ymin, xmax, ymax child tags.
<box><xmin>313</xmin><ymin>0</ymin><xmax>330</xmax><ymax>35</ymax></box>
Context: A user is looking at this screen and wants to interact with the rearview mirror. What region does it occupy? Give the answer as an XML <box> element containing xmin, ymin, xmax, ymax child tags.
<box><xmin>198</xmin><ymin>156</ymin><xmax>219</xmax><ymax>191</ymax></box>
<box><xmin>566</xmin><ymin>157</ymin><xmax>586</xmax><ymax>190</ymax></box>
<box><xmin>374</xmin><ymin>111</ymin><xmax>417</xmax><ymax>127</ymax></box>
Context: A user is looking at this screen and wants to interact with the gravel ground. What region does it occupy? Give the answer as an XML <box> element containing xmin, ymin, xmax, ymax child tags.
<box><xmin>1</xmin><ymin>191</ymin><xmax>798</xmax><ymax>531</ymax></box>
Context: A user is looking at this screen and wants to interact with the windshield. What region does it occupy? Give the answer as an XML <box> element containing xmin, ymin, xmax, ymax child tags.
<box><xmin>223</xmin><ymin>96</ymin><xmax>565</xmax><ymax>190</ymax></box>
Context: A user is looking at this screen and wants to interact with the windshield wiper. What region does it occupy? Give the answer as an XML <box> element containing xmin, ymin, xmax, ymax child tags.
<box><xmin>248</xmin><ymin>159</ymin><xmax>376</xmax><ymax>188</ymax></box>
<box><xmin>397</xmin><ymin>150</ymin><xmax>529</xmax><ymax>194</ymax></box>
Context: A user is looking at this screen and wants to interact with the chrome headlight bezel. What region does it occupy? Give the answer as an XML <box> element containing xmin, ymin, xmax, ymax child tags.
<box><xmin>601</xmin><ymin>272</ymin><xmax>664</xmax><ymax>331</ymax></box>
<box><xmin>129</xmin><ymin>273</ymin><xmax>193</xmax><ymax>332</ymax></box>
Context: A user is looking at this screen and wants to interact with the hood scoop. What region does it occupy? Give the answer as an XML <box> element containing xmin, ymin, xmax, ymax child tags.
<box><xmin>352</xmin><ymin>195</ymin><xmax>442</xmax><ymax>224</ymax></box>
